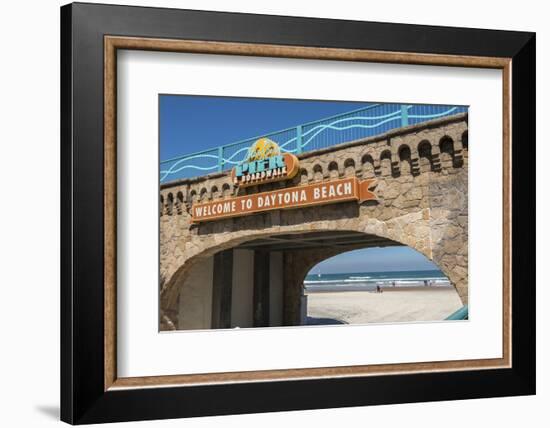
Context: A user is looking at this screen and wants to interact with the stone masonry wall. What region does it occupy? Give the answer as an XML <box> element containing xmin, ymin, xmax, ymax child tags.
<box><xmin>159</xmin><ymin>114</ymin><xmax>469</xmax><ymax>329</ymax></box>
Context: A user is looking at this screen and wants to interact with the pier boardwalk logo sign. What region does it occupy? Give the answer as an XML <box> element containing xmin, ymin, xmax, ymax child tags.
<box><xmin>191</xmin><ymin>138</ymin><xmax>377</xmax><ymax>222</ymax></box>
<box><xmin>230</xmin><ymin>138</ymin><xmax>299</xmax><ymax>187</ymax></box>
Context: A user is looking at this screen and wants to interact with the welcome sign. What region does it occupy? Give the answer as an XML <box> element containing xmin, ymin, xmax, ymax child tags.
<box><xmin>192</xmin><ymin>177</ymin><xmax>377</xmax><ymax>222</ymax></box>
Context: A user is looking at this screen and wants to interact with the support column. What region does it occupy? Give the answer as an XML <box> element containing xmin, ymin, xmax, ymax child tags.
<box><xmin>211</xmin><ymin>249</ymin><xmax>233</xmax><ymax>329</ymax></box>
<box><xmin>283</xmin><ymin>251</ymin><xmax>301</xmax><ymax>326</ymax></box>
<box><xmin>230</xmin><ymin>249</ymin><xmax>254</xmax><ymax>328</ymax></box>
<box><xmin>253</xmin><ymin>250</ymin><xmax>270</xmax><ymax>327</ymax></box>
<box><xmin>269</xmin><ymin>251</ymin><xmax>284</xmax><ymax>327</ymax></box>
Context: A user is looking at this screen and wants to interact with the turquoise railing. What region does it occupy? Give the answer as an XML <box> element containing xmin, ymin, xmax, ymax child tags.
<box><xmin>445</xmin><ymin>305</ymin><xmax>469</xmax><ymax>320</ymax></box>
<box><xmin>160</xmin><ymin>103</ymin><xmax>467</xmax><ymax>182</ymax></box>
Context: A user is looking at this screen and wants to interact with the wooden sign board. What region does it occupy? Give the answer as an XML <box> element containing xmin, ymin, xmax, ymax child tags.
<box><xmin>191</xmin><ymin>177</ymin><xmax>377</xmax><ymax>223</ymax></box>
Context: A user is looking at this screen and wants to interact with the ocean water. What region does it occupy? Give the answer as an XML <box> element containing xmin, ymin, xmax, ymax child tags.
<box><xmin>304</xmin><ymin>269</ymin><xmax>450</xmax><ymax>292</ymax></box>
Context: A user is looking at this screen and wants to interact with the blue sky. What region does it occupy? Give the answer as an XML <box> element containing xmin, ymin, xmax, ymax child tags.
<box><xmin>159</xmin><ymin>95</ymin><xmax>372</xmax><ymax>160</ymax></box>
<box><xmin>160</xmin><ymin>94</ymin><xmax>440</xmax><ymax>273</ymax></box>
<box><xmin>311</xmin><ymin>247</ymin><xmax>440</xmax><ymax>274</ymax></box>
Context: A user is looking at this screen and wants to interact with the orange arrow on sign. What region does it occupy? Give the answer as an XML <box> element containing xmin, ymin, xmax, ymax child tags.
<box><xmin>358</xmin><ymin>178</ymin><xmax>378</xmax><ymax>203</ymax></box>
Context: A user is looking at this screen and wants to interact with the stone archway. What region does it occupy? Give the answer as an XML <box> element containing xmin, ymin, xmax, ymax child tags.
<box><xmin>159</xmin><ymin>114</ymin><xmax>469</xmax><ymax>330</ymax></box>
<box><xmin>160</xmin><ymin>207</ymin><xmax>466</xmax><ymax>330</ymax></box>
<box><xmin>286</xmin><ymin>243</ymin><xmax>460</xmax><ymax>326</ymax></box>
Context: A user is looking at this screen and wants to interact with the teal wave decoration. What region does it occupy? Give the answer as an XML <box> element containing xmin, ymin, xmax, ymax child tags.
<box><xmin>160</xmin><ymin>105</ymin><xmax>462</xmax><ymax>182</ymax></box>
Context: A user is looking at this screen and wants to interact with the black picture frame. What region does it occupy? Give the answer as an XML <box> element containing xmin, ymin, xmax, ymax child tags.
<box><xmin>61</xmin><ymin>2</ymin><xmax>535</xmax><ymax>424</ymax></box>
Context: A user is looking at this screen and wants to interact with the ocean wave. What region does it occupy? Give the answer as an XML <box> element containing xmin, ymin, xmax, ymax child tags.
<box><xmin>376</xmin><ymin>279</ymin><xmax>450</xmax><ymax>286</ymax></box>
<box><xmin>304</xmin><ymin>279</ymin><xmax>361</xmax><ymax>285</ymax></box>
<box><xmin>305</xmin><ymin>277</ymin><xmax>448</xmax><ymax>285</ymax></box>
<box><xmin>304</xmin><ymin>282</ymin><xmax>451</xmax><ymax>290</ymax></box>
<box><xmin>304</xmin><ymin>278</ymin><xmax>378</xmax><ymax>285</ymax></box>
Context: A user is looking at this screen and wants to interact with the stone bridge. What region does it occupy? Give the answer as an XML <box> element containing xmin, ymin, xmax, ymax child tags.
<box><xmin>159</xmin><ymin>113</ymin><xmax>468</xmax><ymax>331</ymax></box>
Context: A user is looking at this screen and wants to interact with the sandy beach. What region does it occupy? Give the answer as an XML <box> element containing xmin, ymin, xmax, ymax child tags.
<box><xmin>305</xmin><ymin>286</ymin><xmax>463</xmax><ymax>325</ymax></box>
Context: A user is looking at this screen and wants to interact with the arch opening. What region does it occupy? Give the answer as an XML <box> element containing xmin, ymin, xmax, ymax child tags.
<box><xmin>303</xmin><ymin>246</ymin><xmax>462</xmax><ymax>326</ymax></box>
<box><xmin>418</xmin><ymin>140</ymin><xmax>434</xmax><ymax>172</ymax></box>
<box><xmin>379</xmin><ymin>150</ymin><xmax>392</xmax><ymax>176</ymax></box>
<box><xmin>164</xmin><ymin>230</ymin><xmax>464</xmax><ymax>331</ymax></box>
<box><xmin>361</xmin><ymin>154</ymin><xmax>375</xmax><ymax>178</ymax></box>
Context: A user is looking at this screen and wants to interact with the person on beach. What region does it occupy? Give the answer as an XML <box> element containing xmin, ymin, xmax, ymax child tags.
<box><xmin>424</xmin><ymin>280</ymin><xmax>428</xmax><ymax>286</ymax></box>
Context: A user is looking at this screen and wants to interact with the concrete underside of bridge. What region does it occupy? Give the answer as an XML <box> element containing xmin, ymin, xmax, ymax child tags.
<box><xmin>159</xmin><ymin>114</ymin><xmax>469</xmax><ymax>331</ymax></box>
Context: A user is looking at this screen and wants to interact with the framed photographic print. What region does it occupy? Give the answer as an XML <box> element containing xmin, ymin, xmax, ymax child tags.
<box><xmin>60</xmin><ymin>2</ymin><xmax>535</xmax><ymax>424</ymax></box>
